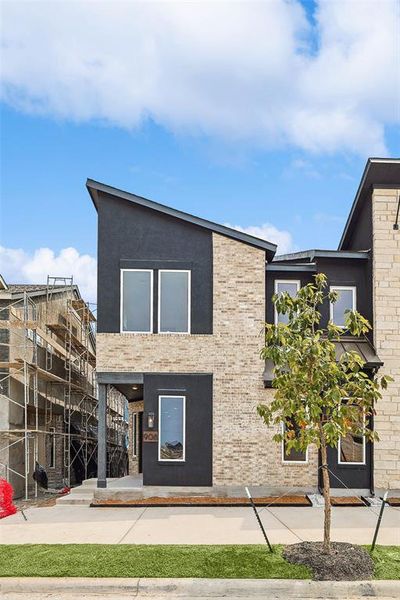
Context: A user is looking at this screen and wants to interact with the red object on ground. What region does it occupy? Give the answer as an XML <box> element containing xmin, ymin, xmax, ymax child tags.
<box><xmin>58</xmin><ymin>486</ymin><xmax>71</xmax><ymax>495</ymax></box>
<box><xmin>0</xmin><ymin>478</ymin><xmax>17</xmax><ymax>519</ymax></box>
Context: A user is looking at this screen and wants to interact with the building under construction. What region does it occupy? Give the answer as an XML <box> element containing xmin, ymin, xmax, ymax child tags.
<box><xmin>0</xmin><ymin>275</ymin><xmax>128</xmax><ymax>499</ymax></box>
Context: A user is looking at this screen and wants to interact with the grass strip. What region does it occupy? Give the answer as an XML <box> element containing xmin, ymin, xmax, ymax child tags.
<box><xmin>0</xmin><ymin>544</ymin><xmax>310</xmax><ymax>579</ymax></box>
<box><xmin>369</xmin><ymin>545</ymin><xmax>400</xmax><ymax>580</ymax></box>
<box><xmin>0</xmin><ymin>544</ymin><xmax>398</xmax><ymax>579</ymax></box>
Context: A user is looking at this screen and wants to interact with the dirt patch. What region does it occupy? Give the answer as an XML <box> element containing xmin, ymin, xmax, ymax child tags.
<box><xmin>13</xmin><ymin>494</ymin><xmax>58</xmax><ymax>511</ymax></box>
<box><xmin>91</xmin><ymin>495</ymin><xmax>311</xmax><ymax>508</ymax></box>
<box><xmin>330</xmin><ymin>496</ymin><xmax>365</xmax><ymax>507</ymax></box>
<box><xmin>387</xmin><ymin>497</ymin><xmax>400</xmax><ymax>506</ymax></box>
<box><xmin>284</xmin><ymin>541</ymin><xmax>374</xmax><ymax>581</ymax></box>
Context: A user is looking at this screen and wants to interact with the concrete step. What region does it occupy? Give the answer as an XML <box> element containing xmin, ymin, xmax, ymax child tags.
<box><xmin>67</xmin><ymin>487</ymin><xmax>96</xmax><ymax>496</ymax></box>
<box><xmin>56</xmin><ymin>494</ymin><xmax>93</xmax><ymax>506</ymax></box>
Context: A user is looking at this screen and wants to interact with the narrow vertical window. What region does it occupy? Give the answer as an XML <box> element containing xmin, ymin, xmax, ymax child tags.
<box><xmin>282</xmin><ymin>419</ymin><xmax>307</xmax><ymax>463</ymax></box>
<box><xmin>159</xmin><ymin>395</ymin><xmax>185</xmax><ymax>461</ymax></box>
<box><xmin>121</xmin><ymin>269</ymin><xmax>153</xmax><ymax>333</ymax></box>
<box><xmin>274</xmin><ymin>280</ymin><xmax>300</xmax><ymax>324</ymax></box>
<box><xmin>330</xmin><ymin>286</ymin><xmax>356</xmax><ymax>327</ymax></box>
<box><xmin>132</xmin><ymin>413</ymin><xmax>137</xmax><ymax>458</ymax></box>
<box><xmin>338</xmin><ymin>410</ymin><xmax>365</xmax><ymax>465</ymax></box>
<box><xmin>158</xmin><ymin>270</ymin><xmax>190</xmax><ymax>333</ymax></box>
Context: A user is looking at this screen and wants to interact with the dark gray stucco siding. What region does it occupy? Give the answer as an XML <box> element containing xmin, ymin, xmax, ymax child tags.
<box><xmin>97</xmin><ymin>192</ymin><xmax>213</xmax><ymax>334</ymax></box>
<box><xmin>343</xmin><ymin>194</ymin><xmax>373</xmax><ymax>251</ymax></box>
<box><xmin>316</xmin><ymin>258</ymin><xmax>372</xmax><ymax>327</ymax></box>
<box><xmin>266</xmin><ymin>261</ymin><xmax>371</xmax><ymax>328</ymax></box>
<box><xmin>339</xmin><ymin>194</ymin><xmax>373</xmax><ymax>341</ymax></box>
<box><xmin>265</xmin><ymin>271</ymin><xmax>314</xmax><ymax>324</ymax></box>
<box><xmin>142</xmin><ymin>373</ymin><xmax>213</xmax><ymax>486</ymax></box>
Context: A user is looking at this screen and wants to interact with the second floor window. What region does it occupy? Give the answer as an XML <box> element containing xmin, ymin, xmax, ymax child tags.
<box><xmin>274</xmin><ymin>280</ymin><xmax>300</xmax><ymax>324</ymax></box>
<box><xmin>121</xmin><ymin>268</ymin><xmax>191</xmax><ymax>334</ymax></box>
<box><xmin>158</xmin><ymin>270</ymin><xmax>190</xmax><ymax>334</ymax></box>
<box><xmin>330</xmin><ymin>286</ymin><xmax>356</xmax><ymax>328</ymax></box>
<box><xmin>121</xmin><ymin>269</ymin><xmax>153</xmax><ymax>333</ymax></box>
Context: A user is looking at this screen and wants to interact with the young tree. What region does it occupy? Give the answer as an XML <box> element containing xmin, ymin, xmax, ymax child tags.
<box><xmin>258</xmin><ymin>274</ymin><xmax>391</xmax><ymax>554</ymax></box>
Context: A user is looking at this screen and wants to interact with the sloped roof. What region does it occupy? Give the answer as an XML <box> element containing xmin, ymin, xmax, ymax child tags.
<box><xmin>87</xmin><ymin>178</ymin><xmax>277</xmax><ymax>260</ymax></box>
<box><xmin>339</xmin><ymin>158</ymin><xmax>400</xmax><ymax>250</ymax></box>
<box><xmin>273</xmin><ymin>249</ymin><xmax>369</xmax><ymax>263</ymax></box>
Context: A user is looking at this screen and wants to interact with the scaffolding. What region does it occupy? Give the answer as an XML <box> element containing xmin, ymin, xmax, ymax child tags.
<box><xmin>0</xmin><ymin>277</ymin><xmax>128</xmax><ymax>499</ymax></box>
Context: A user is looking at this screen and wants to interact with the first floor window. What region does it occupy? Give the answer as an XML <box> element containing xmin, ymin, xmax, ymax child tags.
<box><xmin>282</xmin><ymin>419</ymin><xmax>307</xmax><ymax>463</ymax></box>
<box><xmin>158</xmin><ymin>270</ymin><xmax>190</xmax><ymax>333</ymax></box>
<box><xmin>274</xmin><ymin>280</ymin><xmax>300</xmax><ymax>324</ymax></box>
<box><xmin>121</xmin><ymin>269</ymin><xmax>153</xmax><ymax>333</ymax></box>
<box><xmin>330</xmin><ymin>286</ymin><xmax>356</xmax><ymax>328</ymax></box>
<box><xmin>159</xmin><ymin>395</ymin><xmax>185</xmax><ymax>461</ymax></box>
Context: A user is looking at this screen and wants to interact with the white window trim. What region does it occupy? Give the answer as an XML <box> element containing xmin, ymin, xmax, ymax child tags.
<box><xmin>329</xmin><ymin>285</ymin><xmax>357</xmax><ymax>327</ymax></box>
<box><xmin>158</xmin><ymin>270</ymin><xmax>191</xmax><ymax>334</ymax></box>
<box><xmin>338</xmin><ymin>412</ymin><xmax>366</xmax><ymax>465</ymax></box>
<box><xmin>49</xmin><ymin>427</ymin><xmax>56</xmax><ymax>469</ymax></box>
<box><xmin>158</xmin><ymin>395</ymin><xmax>186</xmax><ymax>462</ymax></box>
<box><xmin>281</xmin><ymin>422</ymin><xmax>308</xmax><ymax>464</ymax></box>
<box><xmin>120</xmin><ymin>269</ymin><xmax>153</xmax><ymax>334</ymax></box>
<box><xmin>274</xmin><ymin>280</ymin><xmax>300</xmax><ymax>325</ymax></box>
<box><xmin>132</xmin><ymin>413</ymin><xmax>137</xmax><ymax>458</ymax></box>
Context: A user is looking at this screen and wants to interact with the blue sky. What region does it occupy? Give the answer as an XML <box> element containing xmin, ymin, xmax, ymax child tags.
<box><xmin>0</xmin><ymin>0</ymin><xmax>399</xmax><ymax>301</ymax></box>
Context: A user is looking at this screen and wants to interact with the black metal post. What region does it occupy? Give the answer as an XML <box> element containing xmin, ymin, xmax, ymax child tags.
<box><xmin>371</xmin><ymin>492</ymin><xmax>388</xmax><ymax>551</ymax></box>
<box><xmin>245</xmin><ymin>487</ymin><xmax>273</xmax><ymax>552</ymax></box>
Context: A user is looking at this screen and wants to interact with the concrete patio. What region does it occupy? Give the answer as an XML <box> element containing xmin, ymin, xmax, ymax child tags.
<box><xmin>1</xmin><ymin>502</ymin><xmax>398</xmax><ymax>546</ymax></box>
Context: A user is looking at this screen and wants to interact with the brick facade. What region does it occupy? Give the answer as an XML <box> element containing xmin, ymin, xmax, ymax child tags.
<box><xmin>98</xmin><ymin>233</ymin><xmax>318</xmax><ymax>488</ymax></box>
<box><xmin>372</xmin><ymin>188</ymin><xmax>400</xmax><ymax>489</ymax></box>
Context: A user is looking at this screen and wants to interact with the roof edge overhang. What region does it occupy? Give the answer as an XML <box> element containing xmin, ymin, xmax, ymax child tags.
<box><xmin>338</xmin><ymin>157</ymin><xmax>400</xmax><ymax>250</ymax></box>
<box><xmin>86</xmin><ymin>178</ymin><xmax>277</xmax><ymax>260</ymax></box>
<box><xmin>273</xmin><ymin>249</ymin><xmax>370</xmax><ymax>263</ymax></box>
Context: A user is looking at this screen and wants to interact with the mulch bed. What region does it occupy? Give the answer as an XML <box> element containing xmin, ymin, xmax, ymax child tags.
<box><xmin>283</xmin><ymin>541</ymin><xmax>374</xmax><ymax>581</ymax></box>
<box><xmin>330</xmin><ymin>496</ymin><xmax>366</xmax><ymax>507</ymax></box>
<box><xmin>386</xmin><ymin>497</ymin><xmax>400</xmax><ymax>506</ymax></box>
<box><xmin>91</xmin><ymin>495</ymin><xmax>311</xmax><ymax>508</ymax></box>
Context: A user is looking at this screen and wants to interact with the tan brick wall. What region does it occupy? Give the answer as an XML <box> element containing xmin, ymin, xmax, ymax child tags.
<box><xmin>97</xmin><ymin>233</ymin><xmax>318</xmax><ymax>488</ymax></box>
<box><xmin>372</xmin><ymin>188</ymin><xmax>400</xmax><ymax>489</ymax></box>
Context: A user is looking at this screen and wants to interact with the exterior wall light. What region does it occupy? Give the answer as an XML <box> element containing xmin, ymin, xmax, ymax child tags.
<box><xmin>147</xmin><ymin>412</ymin><xmax>155</xmax><ymax>429</ymax></box>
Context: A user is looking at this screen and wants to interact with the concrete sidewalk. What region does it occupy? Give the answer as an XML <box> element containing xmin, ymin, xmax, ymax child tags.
<box><xmin>0</xmin><ymin>504</ymin><xmax>399</xmax><ymax>545</ymax></box>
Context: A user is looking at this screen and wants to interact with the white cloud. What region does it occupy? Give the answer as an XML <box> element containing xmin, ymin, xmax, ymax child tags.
<box><xmin>1</xmin><ymin>0</ymin><xmax>398</xmax><ymax>155</ymax></box>
<box><xmin>225</xmin><ymin>223</ymin><xmax>295</xmax><ymax>255</ymax></box>
<box><xmin>0</xmin><ymin>246</ymin><xmax>97</xmax><ymax>304</ymax></box>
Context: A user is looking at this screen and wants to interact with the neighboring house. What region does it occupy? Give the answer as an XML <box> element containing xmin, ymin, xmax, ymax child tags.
<box><xmin>0</xmin><ymin>278</ymin><xmax>128</xmax><ymax>498</ymax></box>
<box><xmin>88</xmin><ymin>157</ymin><xmax>400</xmax><ymax>493</ymax></box>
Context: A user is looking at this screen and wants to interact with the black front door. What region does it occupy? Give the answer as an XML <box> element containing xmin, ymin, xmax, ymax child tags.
<box><xmin>320</xmin><ymin>433</ymin><xmax>372</xmax><ymax>490</ymax></box>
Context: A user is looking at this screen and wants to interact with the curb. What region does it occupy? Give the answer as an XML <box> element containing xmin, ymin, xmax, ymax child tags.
<box><xmin>0</xmin><ymin>578</ymin><xmax>399</xmax><ymax>597</ymax></box>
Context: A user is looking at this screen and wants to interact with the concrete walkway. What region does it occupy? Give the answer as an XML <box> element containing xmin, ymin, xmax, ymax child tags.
<box><xmin>1</xmin><ymin>503</ymin><xmax>399</xmax><ymax>545</ymax></box>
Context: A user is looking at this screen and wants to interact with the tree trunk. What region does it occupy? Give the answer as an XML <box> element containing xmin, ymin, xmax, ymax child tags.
<box><xmin>320</xmin><ymin>436</ymin><xmax>331</xmax><ymax>554</ymax></box>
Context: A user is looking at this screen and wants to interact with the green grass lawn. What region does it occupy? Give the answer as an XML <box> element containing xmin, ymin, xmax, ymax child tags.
<box><xmin>370</xmin><ymin>545</ymin><xmax>400</xmax><ymax>580</ymax></box>
<box><xmin>0</xmin><ymin>544</ymin><xmax>398</xmax><ymax>579</ymax></box>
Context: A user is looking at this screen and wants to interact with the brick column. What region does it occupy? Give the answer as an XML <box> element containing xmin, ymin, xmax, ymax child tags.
<box><xmin>372</xmin><ymin>188</ymin><xmax>400</xmax><ymax>489</ymax></box>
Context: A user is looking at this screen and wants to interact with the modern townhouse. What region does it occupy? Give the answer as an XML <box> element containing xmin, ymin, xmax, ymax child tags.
<box><xmin>88</xmin><ymin>157</ymin><xmax>400</xmax><ymax>495</ymax></box>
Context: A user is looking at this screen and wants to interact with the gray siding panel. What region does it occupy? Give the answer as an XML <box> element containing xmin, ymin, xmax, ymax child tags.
<box><xmin>97</xmin><ymin>193</ymin><xmax>213</xmax><ymax>334</ymax></box>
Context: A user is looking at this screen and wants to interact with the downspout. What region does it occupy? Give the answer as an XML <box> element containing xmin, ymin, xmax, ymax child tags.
<box><xmin>370</xmin><ymin>401</ymin><xmax>375</xmax><ymax>496</ymax></box>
